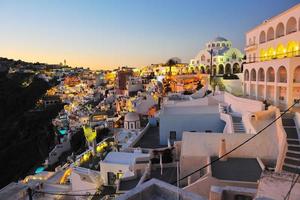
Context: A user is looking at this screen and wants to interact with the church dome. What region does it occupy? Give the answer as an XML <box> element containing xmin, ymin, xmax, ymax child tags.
<box><xmin>212</xmin><ymin>37</ymin><xmax>228</xmax><ymax>42</ymax></box>
<box><xmin>124</xmin><ymin>112</ymin><xmax>139</xmax><ymax>122</ymax></box>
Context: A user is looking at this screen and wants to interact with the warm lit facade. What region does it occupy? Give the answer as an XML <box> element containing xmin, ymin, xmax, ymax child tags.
<box><xmin>243</xmin><ymin>3</ymin><xmax>300</xmax><ymax>108</ymax></box>
<box><xmin>190</xmin><ymin>37</ymin><xmax>244</xmax><ymax>75</ymax></box>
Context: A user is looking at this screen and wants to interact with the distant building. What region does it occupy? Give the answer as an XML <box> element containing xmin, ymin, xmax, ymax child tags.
<box><xmin>243</xmin><ymin>3</ymin><xmax>300</xmax><ymax>109</ymax></box>
<box><xmin>190</xmin><ymin>37</ymin><xmax>244</xmax><ymax>75</ymax></box>
<box><xmin>116</xmin><ymin>69</ymin><xmax>133</xmax><ymax>94</ymax></box>
<box><xmin>42</xmin><ymin>95</ymin><xmax>61</xmax><ymax>108</ymax></box>
<box><xmin>125</xmin><ymin>76</ymin><xmax>143</xmax><ymax>96</ymax></box>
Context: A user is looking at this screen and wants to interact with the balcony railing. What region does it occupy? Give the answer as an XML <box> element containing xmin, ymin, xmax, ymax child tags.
<box><xmin>246</xmin><ymin>49</ymin><xmax>300</xmax><ymax>64</ymax></box>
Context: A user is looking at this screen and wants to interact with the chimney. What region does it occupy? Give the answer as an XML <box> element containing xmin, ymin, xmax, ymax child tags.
<box><xmin>219</xmin><ymin>139</ymin><xmax>227</xmax><ymax>161</ymax></box>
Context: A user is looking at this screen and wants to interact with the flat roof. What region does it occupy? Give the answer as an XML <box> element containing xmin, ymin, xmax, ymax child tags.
<box><xmin>211</xmin><ymin>156</ymin><xmax>262</xmax><ymax>182</ymax></box>
<box><xmin>119</xmin><ymin>178</ymin><xmax>140</xmax><ymax>191</ymax></box>
<box><xmin>149</xmin><ymin>166</ymin><xmax>177</xmax><ymax>184</ymax></box>
<box><xmin>102</xmin><ymin>152</ymin><xmax>149</xmax><ymax>165</ymax></box>
<box><xmin>133</xmin><ymin>126</ymin><xmax>167</xmax><ymax>149</ymax></box>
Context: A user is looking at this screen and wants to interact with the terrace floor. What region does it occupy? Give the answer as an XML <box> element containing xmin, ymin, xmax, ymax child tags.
<box><xmin>211</xmin><ymin>156</ymin><xmax>262</xmax><ymax>182</ymax></box>
<box><xmin>133</xmin><ymin>126</ymin><xmax>167</xmax><ymax>149</ymax></box>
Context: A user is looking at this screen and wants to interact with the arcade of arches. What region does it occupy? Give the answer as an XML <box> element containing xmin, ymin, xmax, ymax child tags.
<box><xmin>243</xmin><ymin>65</ymin><xmax>300</xmax><ymax>108</ymax></box>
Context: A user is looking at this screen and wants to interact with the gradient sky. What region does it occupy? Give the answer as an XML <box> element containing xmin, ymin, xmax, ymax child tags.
<box><xmin>0</xmin><ymin>0</ymin><xmax>299</xmax><ymax>69</ymax></box>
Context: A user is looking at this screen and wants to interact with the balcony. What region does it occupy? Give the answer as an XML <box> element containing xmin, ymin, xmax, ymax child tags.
<box><xmin>244</xmin><ymin>43</ymin><xmax>258</xmax><ymax>52</ymax></box>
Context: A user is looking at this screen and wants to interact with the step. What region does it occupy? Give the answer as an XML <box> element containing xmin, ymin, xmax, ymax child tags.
<box><xmin>283</xmin><ymin>164</ymin><xmax>300</xmax><ymax>174</ymax></box>
<box><xmin>284</xmin><ymin>158</ymin><xmax>300</xmax><ymax>166</ymax></box>
<box><xmin>287</xmin><ymin>140</ymin><xmax>300</xmax><ymax>145</ymax></box>
<box><xmin>284</xmin><ymin>128</ymin><xmax>299</xmax><ymax>139</ymax></box>
<box><xmin>285</xmin><ymin>156</ymin><xmax>300</xmax><ymax>161</ymax></box>
<box><xmin>287</xmin><ymin>138</ymin><xmax>300</xmax><ymax>141</ymax></box>
<box><xmin>286</xmin><ymin>151</ymin><xmax>300</xmax><ymax>159</ymax></box>
<box><xmin>282</xmin><ymin>118</ymin><xmax>296</xmax><ymax>127</ymax></box>
<box><xmin>288</xmin><ymin>146</ymin><xmax>300</xmax><ymax>151</ymax></box>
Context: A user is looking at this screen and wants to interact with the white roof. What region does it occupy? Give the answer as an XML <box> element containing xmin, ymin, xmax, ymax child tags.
<box><xmin>102</xmin><ymin>152</ymin><xmax>149</xmax><ymax>165</ymax></box>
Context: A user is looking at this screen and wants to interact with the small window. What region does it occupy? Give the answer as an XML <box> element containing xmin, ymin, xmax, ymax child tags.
<box><xmin>170</xmin><ymin>131</ymin><xmax>176</xmax><ymax>140</ymax></box>
<box><xmin>130</xmin><ymin>122</ymin><xmax>134</xmax><ymax>129</ymax></box>
<box><xmin>232</xmin><ymin>52</ymin><xmax>237</xmax><ymax>60</ymax></box>
<box><xmin>201</xmin><ymin>55</ymin><xmax>205</xmax><ymax>61</ymax></box>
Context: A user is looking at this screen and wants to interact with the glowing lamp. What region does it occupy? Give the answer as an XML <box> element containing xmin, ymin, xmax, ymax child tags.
<box><xmin>83</xmin><ymin>153</ymin><xmax>90</xmax><ymax>161</ymax></box>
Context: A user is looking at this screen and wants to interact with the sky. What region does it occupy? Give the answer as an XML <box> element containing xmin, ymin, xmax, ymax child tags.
<box><xmin>0</xmin><ymin>0</ymin><xmax>299</xmax><ymax>70</ymax></box>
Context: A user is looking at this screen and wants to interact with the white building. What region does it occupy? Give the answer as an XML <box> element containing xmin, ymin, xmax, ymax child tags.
<box><xmin>125</xmin><ymin>76</ymin><xmax>144</xmax><ymax>96</ymax></box>
<box><xmin>100</xmin><ymin>151</ymin><xmax>150</xmax><ymax>185</ymax></box>
<box><xmin>190</xmin><ymin>37</ymin><xmax>244</xmax><ymax>75</ymax></box>
<box><xmin>243</xmin><ymin>3</ymin><xmax>300</xmax><ymax>109</ymax></box>
<box><xmin>124</xmin><ymin>112</ymin><xmax>141</xmax><ymax>130</ymax></box>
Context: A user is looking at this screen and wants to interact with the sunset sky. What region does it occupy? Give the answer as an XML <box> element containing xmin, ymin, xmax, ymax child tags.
<box><xmin>0</xmin><ymin>0</ymin><xmax>298</xmax><ymax>69</ymax></box>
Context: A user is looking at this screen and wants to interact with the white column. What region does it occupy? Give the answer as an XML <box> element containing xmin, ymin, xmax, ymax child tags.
<box><xmin>287</xmin><ymin>67</ymin><xmax>293</xmax><ymax>108</ymax></box>
<box><xmin>264</xmin><ymin>70</ymin><xmax>267</xmax><ymax>100</ymax></box>
<box><xmin>274</xmin><ymin>68</ymin><xmax>278</xmax><ymax>106</ymax></box>
<box><xmin>256</xmin><ymin>69</ymin><xmax>259</xmax><ymax>100</ymax></box>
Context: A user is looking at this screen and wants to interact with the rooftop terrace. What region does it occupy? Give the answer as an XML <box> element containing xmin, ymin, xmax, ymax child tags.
<box><xmin>211</xmin><ymin>156</ymin><xmax>262</xmax><ymax>182</ymax></box>
<box><xmin>133</xmin><ymin>126</ymin><xmax>167</xmax><ymax>149</ymax></box>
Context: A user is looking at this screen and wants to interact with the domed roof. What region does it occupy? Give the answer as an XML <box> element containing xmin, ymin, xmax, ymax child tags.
<box><xmin>124</xmin><ymin>112</ymin><xmax>139</xmax><ymax>122</ymax></box>
<box><xmin>212</xmin><ymin>37</ymin><xmax>228</xmax><ymax>42</ymax></box>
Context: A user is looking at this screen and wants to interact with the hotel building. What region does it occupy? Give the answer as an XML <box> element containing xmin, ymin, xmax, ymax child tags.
<box><xmin>243</xmin><ymin>3</ymin><xmax>300</xmax><ymax>109</ymax></box>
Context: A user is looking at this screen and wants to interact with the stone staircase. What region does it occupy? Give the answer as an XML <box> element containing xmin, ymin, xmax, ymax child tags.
<box><xmin>232</xmin><ymin>116</ymin><xmax>246</xmax><ymax>133</ymax></box>
<box><xmin>282</xmin><ymin>113</ymin><xmax>300</xmax><ymax>174</ymax></box>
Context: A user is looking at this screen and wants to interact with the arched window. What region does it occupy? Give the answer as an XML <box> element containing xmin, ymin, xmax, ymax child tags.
<box><xmin>287</xmin><ymin>41</ymin><xmax>298</xmax><ymax>57</ymax></box>
<box><xmin>232</xmin><ymin>52</ymin><xmax>237</xmax><ymax>60</ymax></box>
<box><xmin>267</xmin><ymin>27</ymin><xmax>274</xmax><ymax>41</ymax></box>
<box><xmin>266</xmin><ymin>67</ymin><xmax>275</xmax><ymax>82</ymax></box>
<box><xmin>225</xmin><ymin>63</ymin><xmax>231</xmax><ymax>74</ymax></box>
<box><xmin>259</xmin><ymin>31</ymin><xmax>266</xmax><ymax>44</ymax></box>
<box><xmin>275</xmin><ymin>23</ymin><xmax>284</xmax><ymax>38</ymax></box>
<box><xmin>294</xmin><ymin>66</ymin><xmax>300</xmax><ymax>83</ymax></box>
<box><xmin>260</xmin><ymin>49</ymin><xmax>266</xmax><ymax>61</ymax></box>
<box><xmin>286</xmin><ymin>17</ymin><xmax>297</xmax><ymax>34</ymax></box>
<box><xmin>218</xmin><ymin>64</ymin><xmax>224</xmax><ymax>74</ymax></box>
<box><xmin>206</xmin><ymin>65</ymin><xmax>210</xmax><ymax>74</ymax></box>
<box><xmin>250</xmin><ymin>69</ymin><xmax>256</xmax><ymax>81</ymax></box>
<box><xmin>267</xmin><ymin>47</ymin><xmax>276</xmax><ymax>60</ymax></box>
<box><xmin>201</xmin><ymin>66</ymin><xmax>205</xmax><ymax>73</ymax></box>
<box><xmin>233</xmin><ymin>63</ymin><xmax>239</xmax><ymax>73</ymax></box>
<box><xmin>201</xmin><ymin>55</ymin><xmax>205</xmax><ymax>61</ymax></box>
<box><xmin>277</xmin><ymin>66</ymin><xmax>287</xmax><ymax>83</ymax></box>
<box><xmin>248</xmin><ymin>38</ymin><xmax>252</xmax><ymax>46</ymax></box>
<box><xmin>276</xmin><ymin>44</ymin><xmax>286</xmax><ymax>59</ymax></box>
<box><xmin>244</xmin><ymin>69</ymin><xmax>249</xmax><ymax>81</ymax></box>
<box><xmin>212</xmin><ymin>65</ymin><xmax>217</xmax><ymax>75</ymax></box>
<box><xmin>217</xmin><ymin>43</ymin><xmax>220</xmax><ymax>47</ymax></box>
<box><xmin>258</xmin><ymin>68</ymin><xmax>265</xmax><ymax>81</ymax></box>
